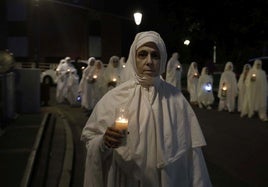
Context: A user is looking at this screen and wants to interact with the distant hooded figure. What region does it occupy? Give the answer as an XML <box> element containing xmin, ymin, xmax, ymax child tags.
<box><xmin>242</xmin><ymin>59</ymin><xmax>268</xmax><ymax>121</ymax></box>
<box><xmin>187</xmin><ymin>61</ymin><xmax>199</xmax><ymax>105</ymax></box>
<box><xmin>103</xmin><ymin>55</ymin><xmax>121</xmax><ymax>92</ymax></box>
<box><xmin>78</xmin><ymin>57</ymin><xmax>96</xmax><ymax>111</ymax></box>
<box><xmin>237</xmin><ymin>64</ymin><xmax>251</xmax><ymax>113</ymax></box>
<box><xmin>197</xmin><ymin>67</ymin><xmax>214</xmax><ymax>109</ymax></box>
<box><xmin>217</xmin><ymin>61</ymin><xmax>238</xmax><ymax>112</ymax></box>
<box><xmin>55</xmin><ymin>58</ymin><xmax>66</xmax><ymax>103</ymax></box>
<box><xmin>81</xmin><ymin>31</ymin><xmax>212</xmax><ymax>187</ymax></box>
<box><xmin>165</xmin><ymin>52</ymin><xmax>182</xmax><ymax>90</ymax></box>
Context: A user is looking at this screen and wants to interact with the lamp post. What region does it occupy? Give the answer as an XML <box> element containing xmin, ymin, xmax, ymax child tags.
<box><xmin>133</xmin><ymin>11</ymin><xmax>142</xmax><ymax>32</ymax></box>
<box><xmin>34</xmin><ymin>0</ymin><xmax>40</xmax><ymax>68</ymax></box>
<box><xmin>213</xmin><ymin>43</ymin><xmax>216</xmax><ymax>63</ymax></box>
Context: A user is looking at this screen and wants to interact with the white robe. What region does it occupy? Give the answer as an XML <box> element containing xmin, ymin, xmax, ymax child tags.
<box><xmin>243</xmin><ymin>60</ymin><xmax>268</xmax><ymax>120</ymax></box>
<box><xmin>165</xmin><ymin>52</ymin><xmax>182</xmax><ymax>90</ymax></box>
<box><xmin>197</xmin><ymin>68</ymin><xmax>214</xmax><ymax>107</ymax></box>
<box><xmin>81</xmin><ymin>79</ymin><xmax>212</xmax><ymax>187</ymax></box>
<box><xmin>79</xmin><ymin>63</ymin><xmax>95</xmax><ymax>110</ymax></box>
<box><xmin>217</xmin><ymin>62</ymin><xmax>237</xmax><ymax>112</ymax></box>
<box><xmin>237</xmin><ymin>64</ymin><xmax>250</xmax><ymax>113</ymax></box>
<box><xmin>187</xmin><ymin>62</ymin><xmax>199</xmax><ymax>103</ymax></box>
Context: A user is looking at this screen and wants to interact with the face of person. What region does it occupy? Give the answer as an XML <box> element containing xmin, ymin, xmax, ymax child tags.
<box><xmin>90</xmin><ymin>60</ymin><xmax>95</xmax><ymax>66</ymax></box>
<box><xmin>112</xmin><ymin>58</ymin><xmax>119</xmax><ymax>68</ymax></box>
<box><xmin>96</xmin><ymin>61</ymin><xmax>102</xmax><ymax>69</ymax></box>
<box><xmin>136</xmin><ymin>42</ymin><xmax>160</xmax><ymax>77</ymax></box>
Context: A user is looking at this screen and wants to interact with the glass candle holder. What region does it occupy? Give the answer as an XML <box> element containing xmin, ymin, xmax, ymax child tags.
<box><xmin>115</xmin><ymin>107</ymin><xmax>128</xmax><ymax>146</ymax></box>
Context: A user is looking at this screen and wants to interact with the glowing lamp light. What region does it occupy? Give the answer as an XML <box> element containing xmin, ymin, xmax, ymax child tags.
<box><xmin>115</xmin><ymin>107</ymin><xmax>128</xmax><ymax>146</ymax></box>
<box><xmin>81</xmin><ymin>66</ymin><xmax>85</xmax><ymax>70</ymax></box>
<box><xmin>93</xmin><ymin>74</ymin><xmax>97</xmax><ymax>79</ymax></box>
<box><xmin>194</xmin><ymin>72</ymin><xmax>198</xmax><ymax>77</ymax></box>
<box><xmin>112</xmin><ymin>78</ymin><xmax>117</xmax><ymax>82</ymax></box>
<box><xmin>221</xmin><ymin>84</ymin><xmax>227</xmax><ymax>97</ymax></box>
<box><xmin>122</xmin><ymin>64</ymin><xmax>126</xmax><ymax>68</ymax></box>
<box><xmin>184</xmin><ymin>39</ymin><xmax>190</xmax><ymax>46</ymax></box>
<box><xmin>67</xmin><ymin>69</ymin><xmax>70</xmax><ymax>72</ymax></box>
<box><xmin>204</xmin><ymin>83</ymin><xmax>212</xmax><ymax>92</ymax></box>
<box><xmin>134</xmin><ymin>12</ymin><xmax>142</xmax><ymax>25</ymax></box>
<box><xmin>251</xmin><ymin>73</ymin><xmax>256</xmax><ymax>81</ymax></box>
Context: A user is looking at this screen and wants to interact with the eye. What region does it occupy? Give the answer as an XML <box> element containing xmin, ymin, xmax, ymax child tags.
<box><xmin>151</xmin><ymin>52</ymin><xmax>160</xmax><ymax>59</ymax></box>
<box><xmin>137</xmin><ymin>50</ymin><xmax>148</xmax><ymax>59</ymax></box>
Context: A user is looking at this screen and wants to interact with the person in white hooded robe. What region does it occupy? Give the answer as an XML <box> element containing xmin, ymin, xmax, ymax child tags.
<box><xmin>63</xmin><ymin>57</ymin><xmax>80</xmax><ymax>106</ymax></box>
<box><xmin>78</xmin><ymin>57</ymin><xmax>96</xmax><ymax>111</ymax></box>
<box><xmin>241</xmin><ymin>59</ymin><xmax>268</xmax><ymax>121</ymax></box>
<box><xmin>187</xmin><ymin>61</ymin><xmax>199</xmax><ymax>105</ymax></box>
<box><xmin>197</xmin><ymin>67</ymin><xmax>214</xmax><ymax>109</ymax></box>
<box><xmin>103</xmin><ymin>55</ymin><xmax>121</xmax><ymax>93</ymax></box>
<box><xmin>165</xmin><ymin>52</ymin><xmax>182</xmax><ymax>90</ymax></box>
<box><xmin>91</xmin><ymin>59</ymin><xmax>105</xmax><ymax>107</ymax></box>
<box><xmin>81</xmin><ymin>31</ymin><xmax>212</xmax><ymax>187</ymax></box>
<box><xmin>217</xmin><ymin>61</ymin><xmax>238</xmax><ymax>112</ymax></box>
<box><xmin>55</xmin><ymin>58</ymin><xmax>66</xmax><ymax>103</ymax></box>
<box><xmin>237</xmin><ymin>64</ymin><xmax>251</xmax><ymax>113</ymax></box>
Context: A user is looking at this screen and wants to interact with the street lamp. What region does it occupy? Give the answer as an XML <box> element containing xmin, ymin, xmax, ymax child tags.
<box><xmin>133</xmin><ymin>11</ymin><xmax>142</xmax><ymax>25</ymax></box>
<box><xmin>184</xmin><ymin>39</ymin><xmax>190</xmax><ymax>46</ymax></box>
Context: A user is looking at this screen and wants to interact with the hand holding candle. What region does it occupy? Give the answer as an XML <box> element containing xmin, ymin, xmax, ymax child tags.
<box><xmin>114</xmin><ymin>107</ymin><xmax>128</xmax><ymax>146</ymax></box>
<box><xmin>251</xmin><ymin>73</ymin><xmax>256</xmax><ymax>81</ymax></box>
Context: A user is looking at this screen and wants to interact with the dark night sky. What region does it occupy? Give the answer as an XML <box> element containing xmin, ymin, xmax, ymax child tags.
<box><xmin>70</xmin><ymin>0</ymin><xmax>268</xmax><ymax>65</ymax></box>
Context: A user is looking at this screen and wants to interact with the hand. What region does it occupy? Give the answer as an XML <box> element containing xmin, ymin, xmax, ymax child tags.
<box><xmin>103</xmin><ymin>127</ymin><xmax>125</xmax><ymax>149</ymax></box>
<box><xmin>107</xmin><ymin>81</ymin><xmax>117</xmax><ymax>87</ymax></box>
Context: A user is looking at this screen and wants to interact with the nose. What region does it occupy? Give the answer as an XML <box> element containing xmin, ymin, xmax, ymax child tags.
<box><xmin>146</xmin><ymin>54</ymin><xmax>153</xmax><ymax>65</ymax></box>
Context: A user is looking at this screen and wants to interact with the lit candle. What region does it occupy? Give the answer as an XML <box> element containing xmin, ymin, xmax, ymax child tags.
<box><xmin>251</xmin><ymin>73</ymin><xmax>256</xmax><ymax>81</ymax></box>
<box><xmin>93</xmin><ymin>74</ymin><xmax>97</xmax><ymax>79</ymax></box>
<box><xmin>115</xmin><ymin>117</ymin><xmax>128</xmax><ymax>131</ymax></box>
<box><xmin>115</xmin><ymin>107</ymin><xmax>128</xmax><ymax>146</ymax></box>
<box><xmin>221</xmin><ymin>85</ymin><xmax>227</xmax><ymax>97</ymax></box>
<box><xmin>112</xmin><ymin>78</ymin><xmax>117</xmax><ymax>82</ymax></box>
<box><xmin>194</xmin><ymin>72</ymin><xmax>198</xmax><ymax>77</ymax></box>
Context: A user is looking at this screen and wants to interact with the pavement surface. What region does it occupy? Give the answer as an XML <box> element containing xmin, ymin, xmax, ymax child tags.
<box><xmin>1</xmin><ymin>87</ymin><xmax>268</xmax><ymax>187</ymax></box>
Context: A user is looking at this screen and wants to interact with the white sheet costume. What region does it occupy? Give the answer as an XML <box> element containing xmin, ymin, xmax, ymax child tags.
<box><xmin>241</xmin><ymin>60</ymin><xmax>268</xmax><ymax>121</ymax></box>
<box><xmin>103</xmin><ymin>56</ymin><xmax>121</xmax><ymax>93</ymax></box>
<box><xmin>187</xmin><ymin>62</ymin><xmax>199</xmax><ymax>105</ymax></box>
<box><xmin>237</xmin><ymin>64</ymin><xmax>251</xmax><ymax>113</ymax></box>
<box><xmin>165</xmin><ymin>52</ymin><xmax>182</xmax><ymax>90</ymax></box>
<box><xmin>217</xmin><ymin>61</ymin><xmax>238</xmax><ymax>112</ymax></box>
<box><xmin>65</xmin><ymin>59</ymin><xmax>80</xmax><ymax>106</ymax></box>
<box><xmin>55</xmin><ymin>58</ymin><xmax>67</xmax><ymax>103</ymax></box>
<box><xmin>197</xmin><ymin>67</ymin><xmax>214</xmax><ymax>109</ymax></box>
<box><xmin>79</xmin><ymin>57</ymin><xmax>96</xmax><ymax>110</ymax></box>
<box><xmin>81</xmin><ymin>31</ymin><xmax>212</xmax><ymax>187</ymax></box>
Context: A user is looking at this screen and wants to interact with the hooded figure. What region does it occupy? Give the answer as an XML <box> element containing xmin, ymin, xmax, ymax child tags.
<box><xmin>103</xmin><ymin>55</ymin><xmax>121</xmax><ymax>92</ymax></box>
<box><xmin>165</xmin><ymin>52</ymin><xmax>182</xmax><ymax>90</ymax></box>
<box><xmin>78</xmin><ymin>57</ymin><xmax>96</xmax><ymax>111</ymax></box>
<box><xmin>55</xmin><ymin>58</ymin><xmax>66</xmax><ymax>103</ymax></box>
<box><xmin>217</xmin><ymin>61</ymin><xmax>238</xmax><ymax>112</ymax></box>
<box><xmin>242</xmin><ymin>59</ymin><xmax>268</xmax><ymax>121</ymax></box>
<box><xmin>81</xmin><ymin>31</ymin><xmax>212</xmax><ymax>187</ymax></box>
<box><xmin>187</xmin><ymin>61</ymin><xmax>199</xmax><ymax>105</ymax></box>
<box><xmin>237</xmin><ymin>64</ymin><xmax>251</xmax><ymax>113</ymax></box>
<box><xmin>197</xmin><ymin>67</ymin><xmax>214</xmax><ymax>109</ymax></box>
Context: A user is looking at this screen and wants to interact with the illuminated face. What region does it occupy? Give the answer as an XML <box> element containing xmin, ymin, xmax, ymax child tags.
<box><xmin>112</xmin><ymin>58</ymin><xmax>119</xmax><ymax>68</ymax></box>
<box><xmin>136</xmin><ymin>42</ymin><xmax>160</xmax><ymax>77</ymax></box>
<box><xmin>89</xmin><ymin>59</ymin><xmax>95</xmax><ymax>66</ymax></box>
<box><xmin>96</xmin><ymin>61</ymin><xmax>102</xmax><ymax>69</ymax></box>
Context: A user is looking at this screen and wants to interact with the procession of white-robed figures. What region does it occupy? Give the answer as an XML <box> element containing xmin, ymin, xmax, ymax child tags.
<box><xmin>55</xmin><ymin>31</ymin><xmax>267</xmax><ymax>187</ymax></box>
